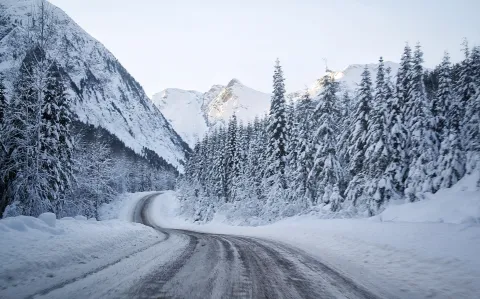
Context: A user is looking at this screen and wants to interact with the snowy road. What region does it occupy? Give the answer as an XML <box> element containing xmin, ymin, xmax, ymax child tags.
<box><xmin>18</xmin><ymin>192</ymin><xmax>382</xmax><ymax>299</ymax></box>
<box><xmin>126</xmin><ymin>192</ymin><xmax>381</xmax><ymax>299</ymax></box>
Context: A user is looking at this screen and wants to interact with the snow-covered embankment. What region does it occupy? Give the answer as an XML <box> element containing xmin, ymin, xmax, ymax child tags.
<box><xmin>146</xmin><ymin>174</ymin><xmax>480</xmax><ymax>299</ymax></box>
<box><xmin>0</xmin><ymin>192</ymin><xmax>162</xmax><ymax>298</ymax></box>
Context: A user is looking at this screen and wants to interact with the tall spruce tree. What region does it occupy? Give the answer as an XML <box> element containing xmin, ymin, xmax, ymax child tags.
<box><xmin>337</xmin><ymin>90</ymin><xmax>353</xmax><ymax>191</ymax></box>
<box><xmin>225</xmin><ymin>114</ymin><xmax>238</xmax><ymax>202</ymax></box>
<box><xmin>41</xmin><ymin>62</ymin><xmax>74</xmax><ymax>214</ymax></box>
<box><xmin>364</xmin><ymin>57</ymin><xmax>396</xmax><ymax>213</ymax></box>
<box><xmin>265</xmin><ymin>59</ymin><xmax>288</xmax><ymax>195</ymax></box>
<box><xmin>345</xmin><ymin>66</ymin><xmax>373</xmax><ymax>211</ymax></box>
<box><xmin>462</xmin><ymin>45</ymin><xmax>480</xmax><ymax>173</ymax></box>
<box><xmin>290</xmin><ymin>91</ymin><xmax>315</xmax><ymax>206</ymax></box>
<box><xmin>405</xmin><ymin>44</ymin><xmax>438</xmax><ymax>201</ymax></box>
<box><xmin>308</xmin><ymin>73</ymin><xmax>344</xmax><ymax>208</ymax></box>
<box><xmin>436</xmin><ymin>52</ymin><xmax>466</xmax><ymax>188</ymax></box>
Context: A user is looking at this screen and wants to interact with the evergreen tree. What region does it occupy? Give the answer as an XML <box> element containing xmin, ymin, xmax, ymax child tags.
<box><xmin>345</xmin><ymin>66</ymin><xmax>373</xmax><ymax>211</ymax></box>
<box><xmin>364</xmin><ymin>57</ymin><xmax>396</xmax><ymax>213</ymax></box>
<box><xmin>436</xmin><ymin>52</ymin><xmax>466</xmax><ymax>188</ymax></box>
<box><xmin>398</xmin><ymin>44</ymin><xmax>414</xmax><ymax>127</ymax></box>
<box><xmin>225</xmin><ymin>114</ymin><xmax>238</xmax><ymax>202</ymax></box>
<box><xmin>337</xmin><ymin>90</ymin><xmax>353</xmax><ymax>190</ymax></box>
<box><xmin>41</xmin><ymin>62</ymin><xmax>74</xmax><ymax>214</ymax></box>
<box><xmin>290</xmin><ymin>91</ymin><xmax>314</xmax><ymax>206</ymax></box>
<box><xmin>384</xmin><ymin>73</ymin><xmax>408</xmax><ymax>196</ymax></box>
<box><xmin>265</xmin><ymin>59</ymin><xmax>288</xmax><ymax>199</ymax></box>
<box><xmin>462</xmin><ymin>45</ymin><xmax>480</xmax><ymax>173</ymax></box>
<box><xmin>308</xmin><ymin>73</ymin><xmax>344</xmax><ymax>208</ymax></box>
<box><xmin>405</xmin><ymin>44</ymin><xmax>438</xmax><ymax>201</ymax></box>
<box><xmin>248</xmin><ymin>117</ymin><xmax>268</xmax><ymax>201</ymax></box>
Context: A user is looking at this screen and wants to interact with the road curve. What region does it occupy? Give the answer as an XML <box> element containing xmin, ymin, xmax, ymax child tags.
<box><xmin>129</xmin><ymin>192</ymin><xmax>381</xmax><ymax>299</ymax></box>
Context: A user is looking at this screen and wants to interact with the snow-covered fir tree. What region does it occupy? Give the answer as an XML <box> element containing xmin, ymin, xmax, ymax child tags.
<box><xmin>41</xmin><ymin>62</ymin><xmax>74</xmax><ymax>214</ymax></box>
<box><xmin>460</xmin><ymin>45</ymin><xmax>480</xmax><ymax>174</ymax></box>
<box><xmin>364</xmin><ymin>57</ymin><xmax>396</xmax><ymax>214</ymax></box>
<box><xmin>225</xmin><ymin>114</ymin><xmax>238</xmax><ymax>202</ymax></box>
<box><xmin>436</xmin><ymin>52</ymin><xmax>466</xmax><ymax>189</ymax></box>
<box><xmin>405</xmin><ymin>44</ymin><xmax>438</xmax><ymax>201</ymax></box>
<box><xmin>344</xmin><ymin>66</ymin><xmax>373</xmax><ymax>211</ymax></box>
<box><xmin>265</xmin><ymin>59</ymin><xmax>288</xmax><ymax>206</ymax></box>
<box><xmin>308</xmin><ymin>73</ymin><xmax>344</xmax><ymax>209</ymax></box>
<box><xmin>289</xmin><ymin>91</ymin><xmax>315</xmax><ymax>207</ymax></box>
<box><xmin>337</xmin><ymin>90</ymin><xmax>353</xmax><ymax>190</ymax></box>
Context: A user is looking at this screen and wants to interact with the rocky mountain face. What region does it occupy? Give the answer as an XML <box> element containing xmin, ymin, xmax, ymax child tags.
<box><xmin>154</xmin><ymin>62</ymin><xmax>400</xmax><ymax>148</ymax></box>
<box><xmin>0</xmin><ymin>0</ymin><xmax>188</xmax><ymax>171</ymax></box>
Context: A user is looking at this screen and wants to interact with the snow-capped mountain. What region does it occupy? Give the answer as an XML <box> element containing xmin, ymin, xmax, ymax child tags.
<box><xmin>154</xmin><ymin>62</ymin><xmax>400</xmax><ymax>147</ymax></box>
<box><xmin>288</xmin><ymin>61</ymin><xmax>401</xmax><ymax>100</ymax></box>
<box><xmin>0</xmin><ymin>0</ymin><xmax>188</xmax><ymax>170</ymax></box>
<box><xmin>152</xmin><ymin>79</ymin><xmax>271</xmax><ymax>147</ymax></box>
<box><xmin>152</xmin><ymin>89</ymin><xmax>208</xmax><ymax>148</ymax></box>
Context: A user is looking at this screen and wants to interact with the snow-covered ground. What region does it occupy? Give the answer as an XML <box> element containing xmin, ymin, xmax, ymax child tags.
<box><xmin>0</xmin><ymin>193</ymin><xmax>168</xmax><ymax>298</ymax></box>
<box><xmin>146</xmin><ymin>175</ymin><xmax>480</xmax><ymax>299</ymax></box>
<box><xmin>1</xmin><ymin>175</ymin><xmax>478</xmax><ymax>298</ymax></box>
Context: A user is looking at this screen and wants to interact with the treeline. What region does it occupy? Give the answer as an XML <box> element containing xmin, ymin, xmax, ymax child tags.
<box><xmin>179</xmin><ymin>43</ymin><xmax>480</xmax><ymax>222</ymax></box>
<box><xmin>0</xmin><ymin>2</ymin><xmax>177</xmax><ymax>218</ymax></box>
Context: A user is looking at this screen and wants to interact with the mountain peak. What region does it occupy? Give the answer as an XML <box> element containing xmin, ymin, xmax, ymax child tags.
<box><xmin>226</xmin><ymin>78</ymin><xmax>242</xmax><ymax>88</ymax></box>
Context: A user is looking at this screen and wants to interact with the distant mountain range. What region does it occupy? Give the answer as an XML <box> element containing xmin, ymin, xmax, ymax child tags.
<box><xmin>152</xmin><ymin>62</ymin><xmax>401</xmax><ymax>147</ymax></box>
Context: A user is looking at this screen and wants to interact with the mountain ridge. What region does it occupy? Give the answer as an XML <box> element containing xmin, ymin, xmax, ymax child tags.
<box><xmin>0</xmin><ymin>0</ymin><xmax>189</xmax><ymax>171</ymax></box>
<box><xmin>153</xmin><ymin>61</ymin><xmax>401</xmax><ymax>147</ymax></box>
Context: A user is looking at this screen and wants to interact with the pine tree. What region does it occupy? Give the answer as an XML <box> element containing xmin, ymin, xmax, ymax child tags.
<box><xmin>265</xmin><ymin>59</ymin><xmax>288</xmax><ymax>199</ymax></box>
<box><xmin>462</xmin><ymin>45</ymin><xmax>480</xmax><ymax>173</ymax></box>
<box><xmin>211</xmin><ymin>127</ymin><xmax>227</xmax><ymax>200</ymax></box>
<box><xmin>290</xmin><ymin>91</ymin><xmax>315</xmax><ymax>206</ymax></box>
<box><xmin>337</xmin><ymin>90</ymin><xmax>353</xmax><ymax>191</ymax></box>
<box><xmin>398</xmin><ymin>44</ymin><xmax>414</xmax><ymax>127</ymax></box>
<box><xmin>384</xmin><ymin>69</ymin><xmax>408</xmax><ymax>196</ymax></box>
<box><xmin>308</xmin><ymin>73</ymin><xmax>344</xmax><ymax>208</ymax></box>
<box><xmin>405</xmin><ymin>44</ymin><xmax>438</xmax><ymax>201</ymax></box>
<box><xmin>225</xmin><ymin>114</ymin><xmax>238</xmax><ymax>202</ymax></box>
<box><xmin>436</xmin><ymin>52</ymin><xmax>466</xmax><ymax>188</ymax></box>
<box><xmin>344</xmin><ymin>66</ymin><xmax>373</xmax><ymax>211</ymax></box>
<box><xmin>364</xmin><ymin>57</ymin><xmax>396</xmax><ymax>214</ymax></box>
<box><xmin>248</xmin><ymin>117</ymin><xmax>267</xmax><ymax>201</ymax></box>
<box><xmin>42</xmin><ymin>62</ymin><xmax>74</xmax><ymax>214</ymax></box>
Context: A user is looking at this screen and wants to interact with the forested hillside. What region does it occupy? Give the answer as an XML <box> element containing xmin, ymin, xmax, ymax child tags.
<box><xmin>0</xmin><ymin>1</ymin><xmax>182</xmax><ymax>218</ymax></box>
<box><xmin>179</xmin><ymin>44</ymin><xmax>480</xmax><ymax>223</ymax></box>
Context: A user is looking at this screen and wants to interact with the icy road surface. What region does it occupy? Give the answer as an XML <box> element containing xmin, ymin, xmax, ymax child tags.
<box><xmin>29</xmin><ymin>193</ymin><xmax>380</xmax><ymax>299</ymax></box>
<box><xmin>128</xmin><ymin>193</ymin><xmax>379</xmax><ymax>299</ymax></box>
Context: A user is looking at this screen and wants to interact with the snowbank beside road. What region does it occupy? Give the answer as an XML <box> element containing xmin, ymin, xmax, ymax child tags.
<box><xmin>148</xmin><ymin>186</ymin><xmax>480</xmax><ymax>299</ymax></box>
<box><xmin>0</xmin><ymin>211</ymin><xmax>161</xmax><ymax>298</ymax></box>
<box><xmin>377</xmin><ymin>172</ymin><xmax>480</xmax><ymax>224</ymax></box>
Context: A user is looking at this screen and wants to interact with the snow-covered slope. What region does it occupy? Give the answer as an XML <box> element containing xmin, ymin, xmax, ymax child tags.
<box><xmin>0</xmin><ymin>0</ymin><xmax>188</xmax><ymax>170</ymax></box>
<box><xmin>206</xmin><ymin>79</ymin><xmax>271</xmax><ymax>127</ymax></box>
<box><xmin>152</xmin><ymin>79</ymin><xmax>271</xmax><ymax>147</ymax></box>
<box><xmin>151</xmin><ymin>89</ymin><xmax>208</xmax><ymax>148</ymax></box>
<box><xmin>154</xmin><ymin>62</ymin><xmax>400</xmax><ymax>147</ymax></box>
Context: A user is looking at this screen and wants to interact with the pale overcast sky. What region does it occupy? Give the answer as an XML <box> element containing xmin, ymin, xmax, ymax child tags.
<box><xmin>49</xmin><ymin>0</ymin><xmax>480</xmax><ymax>96</ymax></box>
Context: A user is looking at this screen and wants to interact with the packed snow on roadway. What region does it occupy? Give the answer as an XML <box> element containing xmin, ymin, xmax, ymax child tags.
<box><xmin>0</xmin><ymin>176</ymin><xmax>479</xmax><ymax>298</ymax></box>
